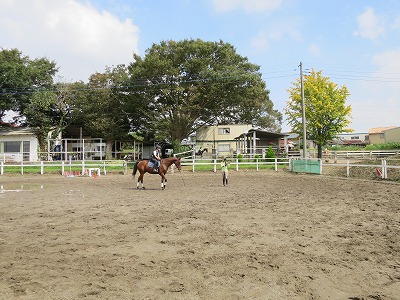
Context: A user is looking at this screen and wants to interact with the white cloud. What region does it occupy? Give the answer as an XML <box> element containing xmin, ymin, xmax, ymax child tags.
<box><xmin>308</xmin><ymin>44</ymin><xmax>322</xmax><ymax>57</ymax></box>
<box><xmin>250</xmin><ymin>32</ymin><xmax>270</xmax><ymax>51</ymax></box>
<box><xmin>0</xmin><ymin>0</ymin><xmax>139</xmax><ymax>82</ymax></box>
<box><xmin>210</xmin><ymin>0</ymin><xmax>282</xmax><ymax>13</ymax></box>
<box><xmin>392</xmin><ymin>14</ymin><xmax>400</xmax><ymax>29</ymax></box>
<box><xmin>348</xmin><ymin>49</ymin><xmax>400</xmax><ymax>131</ymax></box>
<box><xmin>354</xmin><ymin>7</ymin><xmax>385</xmax><ymax>40</ymax></box>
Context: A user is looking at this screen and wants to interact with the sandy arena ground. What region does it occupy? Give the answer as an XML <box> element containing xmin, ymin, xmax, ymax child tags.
<box><xmin>0</xmin><ymin>170</ymin><xmax>399</xmax><ymax>300</ymax></box>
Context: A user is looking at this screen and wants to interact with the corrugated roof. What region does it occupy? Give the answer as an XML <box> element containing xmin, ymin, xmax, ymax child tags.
<box><xmin>0</xmin><ymin>127</ymin><xmax>35</xmax><ymax>136</ymax></box>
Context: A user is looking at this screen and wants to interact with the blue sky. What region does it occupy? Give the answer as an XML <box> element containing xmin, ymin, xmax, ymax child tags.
<box><xmin>1</xmin><ymin>0</ymin><xmax>399</xmax><ymax>133</ymax></box>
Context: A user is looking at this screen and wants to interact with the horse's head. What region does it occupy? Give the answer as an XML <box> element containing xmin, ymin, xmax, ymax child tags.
<box><xmin>174</xmin><ymin>157</ymin><xmax>182</xmax><ymax>171</ymax></box>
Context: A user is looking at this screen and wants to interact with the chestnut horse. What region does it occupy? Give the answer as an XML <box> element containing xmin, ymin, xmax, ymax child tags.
<box><xmin>132</xmin><ymin>156</ymin><xmax>181</xmax><ymax>189</ymax></box>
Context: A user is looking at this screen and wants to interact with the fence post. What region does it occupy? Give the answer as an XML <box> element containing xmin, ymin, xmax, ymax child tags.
<box><xmin>381</xmin><ymin>159</ymin><xmax>387</xmax><ymax>179</ymax></box>
<box><xmin>82</xmin><ymin>161</ymin><xmax>85</xmax><ymax>176</ymax></box>
<box><xmin>319</xmin><ymin>159</ymin><xmax>322</xmax><ymax>174</ymax></box>
<box><xmin>103</xmin><ymin>161</ymin><xmax>106</xmax><ymax>175</ymax></box>
<box><xmin>384</xmin><ymin>159</ymin><xmax>387</xmax><ymax>179</ymax></box>
<box><xmin>236</xmin><ymin>158</ymin><xmax>239</xmax><ymax>171</ymax></box>
<box><xmin>40</xmin><ymin>161</ymin><xmax>44</xmax><ymax>175</ymax></box>
<box><xmin>1</xmin><ymin>161</ymin><xmax>3</xmax><ymax>175</ymax></box>
<box><xmin>192</xmin><ymin>159</ymin><xmax>195</xmax><ymax>172</ymax></box>
<box><xmin>213</xmin><ymin>159</ymin><xmax>217</xmax><ymax>173</ymax></box>
<box><xmin>346</xmin><ymin>160</ymin><xmax>350</xmax><ymax>177</ymax></box>
<box><xmin>274</xmin><ymin>158</ymin><xmax>278</xmax><ymax>172</ymax></box>
<box><xmin>21</xmin><ymin>161</ymin><xmax>24</xmax><ymax>175</ymax></box>
<box><xmin>62</xmin><ymin>161</ymin><xmax>65</xmax><ymax>175</ymax></box>
<box><xmin>256</xmin><ymin>158</ymin><xmax>259</xmax><ymax>171</ymax></box>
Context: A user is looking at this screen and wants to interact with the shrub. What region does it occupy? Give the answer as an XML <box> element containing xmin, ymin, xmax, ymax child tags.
<box><xmin>237</xmin><ymin>153</ymin><xmax>243</xmax><ymax>162</ymax></box>
<box><xmin>265</xmin><ymin>146</ymin><xmax>276</xmax><ymax>159</ymax></box>
<box><xmin>365</xmin><ymin>142</ymin><xmax>400</xmax><ymax>150</ymax></box>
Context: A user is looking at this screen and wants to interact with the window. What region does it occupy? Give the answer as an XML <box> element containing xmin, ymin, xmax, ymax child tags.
<box><xmin>218</xmin><ymin>144</ymin><xmax>230</xmax><ymax>152</ymax></box>
<box><xmin>351</xmin><ymin>136</ymin><xmax>359</xmax><ymax>140</ymax></box>
<box><xmin>4</xmin><ymin>141</ymin><xmax>21</xmax><ymax>153</ymax></box>
<box><xmin>218</xmin><ymin>128</ymin><xmax>230</xmax><ymax>135</ymax></box>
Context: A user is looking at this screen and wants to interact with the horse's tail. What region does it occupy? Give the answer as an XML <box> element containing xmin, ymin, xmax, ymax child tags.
<box><xmin>132</xmin><ymin>161</ymin><xmax>138</xmax><ymax>177</ymax></box>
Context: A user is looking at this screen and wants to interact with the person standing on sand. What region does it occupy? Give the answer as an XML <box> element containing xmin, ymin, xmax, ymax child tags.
<box><xmin>221</xmin><ymin>157</ymin><xmax>229</xmax><ymax>186</ymax></box>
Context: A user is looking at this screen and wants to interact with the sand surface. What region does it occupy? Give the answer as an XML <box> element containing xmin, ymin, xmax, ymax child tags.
<box><xmin>0</xmin><ymin>170</ymin><xmax>399</xmax><ymax>299</ymax></box>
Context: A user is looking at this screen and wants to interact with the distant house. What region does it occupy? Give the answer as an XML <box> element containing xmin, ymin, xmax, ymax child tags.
<box><xmin>195</xmin><ymin>124</ymin><xmax>251</xmax><ymax>157</ymax></box>
<box><xmin>195</xmin><ymin>124</ymin><xmax>287</xmax><ymax>157</ymax></box>
<box><xmin>0</xmin><ymin>127</ymin><xmax>39</xmax><ymax>162</ymax></box>
<box><xmin>381</xmin><ymin>126</ymin><xmax>400</xmax><ymax>143</ymax></box>
<box><xmin>335</xmin><ymin>132</ymin><xmax>369</xmax><ymax>146</ymax></box>
<box><xmin>368</xmin><ymin>126</ymin><xmax>398</xmax><ymax>144</ymax></box>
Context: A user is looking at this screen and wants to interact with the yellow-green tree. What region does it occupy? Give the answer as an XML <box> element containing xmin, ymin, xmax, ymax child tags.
<box><xmin>286</xmin><ymin>69</ymin><xmax>352</xmax><ymax>158</ymax></box>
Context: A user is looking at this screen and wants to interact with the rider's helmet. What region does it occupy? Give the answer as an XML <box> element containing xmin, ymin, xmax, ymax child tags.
<box><xmin>155</xmin><ymin>145</ymin><xmax>161</xmax><ymax>149</ymax></box>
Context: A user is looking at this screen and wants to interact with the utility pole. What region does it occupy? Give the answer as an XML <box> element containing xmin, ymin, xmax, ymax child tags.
<box><xmin>300</xmin><ymin>62</ymin><xmax>307</xmax><ymax>158</ymax></box>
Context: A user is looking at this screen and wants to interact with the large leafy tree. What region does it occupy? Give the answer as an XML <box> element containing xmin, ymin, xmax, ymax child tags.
<box><xmin>0</xmin><ymin>48</ymin><xmax>57</xmax><ymax>122</ymax></box>
<box><xmin>125</xmin><ymin>39</ymin><xmax>281</xmax><ymax>147</ymax></box>
<box><xmin>76</xmin><ymin>65</ymin><xmax>131</xmax><ymax>159</ymax></box>
<box><xmin>286</xmin><ymin>69</ymin><xmax>351</xmax><ymax>158</ymax></box>
<box><xmin>24</xmin><ymin>82</ymin><xmax>84</xmax><ymax>155</ymax></box>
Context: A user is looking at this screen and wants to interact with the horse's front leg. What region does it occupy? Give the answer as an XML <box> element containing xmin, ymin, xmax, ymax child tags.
<box><xmin>160</xmin><ymin>174</ymin><xmax>167</xmax><ymax>190</ymax></box>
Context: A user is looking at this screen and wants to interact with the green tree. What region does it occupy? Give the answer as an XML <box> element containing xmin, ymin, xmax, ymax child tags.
<box><xmin>78</xmin><ymin>65</ymin><xmax>131</xmax><ymax>159</ymax></box>
<box><xmin>24</xmin><ymin>90</ymin><xmax>58</xmax><ymax>154</ymax></box>
<box><xmin>286</xmin><ymin>69</ymin><xmax>351</xmax><ymax>158</ymax></box>
<box><xmin>0</xmin><ymin>48</ymin><xmax>57</xmax><ymax>122</ymax></box>
<box><xmin>23</xmin><ymin>82</ymin><xmax>86</xmax><ymax>156</ymax></box>
<box><xmin>125</xmin><ymin>39</ymin><xmax>281</xmax><ymax>147</ymax></box>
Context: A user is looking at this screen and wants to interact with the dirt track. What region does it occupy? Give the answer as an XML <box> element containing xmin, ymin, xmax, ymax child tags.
<box><xmin>0</xmin><ymin>170</ymin><xmax>399</xmax><ymax>299</ymax></box>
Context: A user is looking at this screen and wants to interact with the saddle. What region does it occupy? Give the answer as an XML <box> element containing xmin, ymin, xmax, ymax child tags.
<box><xmin>149</xmin><ymin>158</ymin><xmax>159</xmax><ymax>172</ymax></box>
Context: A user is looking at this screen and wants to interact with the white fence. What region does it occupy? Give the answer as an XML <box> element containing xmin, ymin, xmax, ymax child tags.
<box><xmin>181</xmin><ymin>157</ymin><xmax>289</xmax><ymax>172</ymax></box>
<box><xmin>322</xmin><ymin>159</ymin><xmax>400</xmax><ymax>179</ymax></box>
<box><xmin>1</xmin><ymin>157</ymin><xmax>399</xmax><ymax>181</ymax></box>
<box><xmin>0</xmin><ymin>160</ymin><xmax>130</xmax><ymax>176</ymax></box>
<box><xmin>314</xmin><ymin>149</ymin><xmax>400</xmax><ymax>161</ymax></box>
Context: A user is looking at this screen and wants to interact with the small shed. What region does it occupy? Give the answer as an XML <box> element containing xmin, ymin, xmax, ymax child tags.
<box><xmin>0</xmin><ymin>127</ymin><xmax>39</xmax><ymax>162</ymax></box>
<box><xmin>234</xmin><ymin>128</ymin><xmax>288</xmax><ymax>157</ymax></box>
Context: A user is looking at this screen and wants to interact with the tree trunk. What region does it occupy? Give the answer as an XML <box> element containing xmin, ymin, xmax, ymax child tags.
<box><xmin>317</xmin><ymin>144</ymin><xmax>323</xmax><ymax>159</ymax></box>
<box><xmin>106</xmin><ymin>140</ymin><xmax>113</xmax><ymax>160</ymax></box>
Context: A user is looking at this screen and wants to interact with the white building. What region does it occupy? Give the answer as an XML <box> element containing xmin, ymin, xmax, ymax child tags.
<box><xmin>0</xmin><ymin>127</ymin><xmax>39</xmax><ymax>162</ymax></box>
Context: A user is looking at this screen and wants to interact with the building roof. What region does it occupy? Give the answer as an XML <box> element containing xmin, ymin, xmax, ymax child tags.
<box><xmin>235</xmin><ymin>128</ymin><xmax>288</xmax><ymax>140</ymax></box>
<box><xmin>368</xmin><ymin>126</ymin><xmax>397</xmax><ymax>134</ymax></box>
<box><xmin>0</xmin><ymin>127</ymin><xmax>35</xmax><ymax>136</ymax></box>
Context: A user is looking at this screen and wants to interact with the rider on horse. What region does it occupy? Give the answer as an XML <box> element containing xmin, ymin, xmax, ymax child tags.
<box><xmin>151</xmin><ymin>145</ymin><xmax>162</xmax><ymax>172</ymax></box>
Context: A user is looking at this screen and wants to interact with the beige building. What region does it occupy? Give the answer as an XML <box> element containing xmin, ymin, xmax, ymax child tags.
<box><xmin>195</xmin><ymin>124</ymin><xmax>253</xmax><ymax>157</ymax></box>
<box><xmin>383</xmin><ymin>126</ymin><xmax>400</xmax><ymax>143</ymax></box>
<box><xmin>195</xmin><ymin>124</ymin><xmax>287</xmax><ymax>157</ymax></box>
<box><xmin>368</xmin><ymin>126</ymin><xmax>398</xmax><ymax>144</ymax></box>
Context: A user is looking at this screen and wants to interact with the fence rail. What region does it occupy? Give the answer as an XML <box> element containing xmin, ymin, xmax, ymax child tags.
<box><xmin>0</xmin><ymin>160</ymin><xmax>130</xmax><ymax>176</ymax></box>
<box><xmin>1</xmin><ymin>157</ymin><xmax>399</xmax><ymax>181</ymax></box>
<box><xmin>181</xmin><ymin>158</ymin><xmax>289</xmax><ymax>172</ymax></box>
